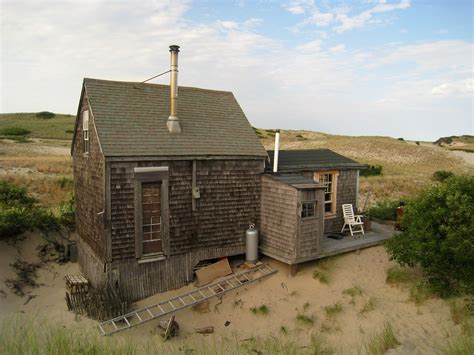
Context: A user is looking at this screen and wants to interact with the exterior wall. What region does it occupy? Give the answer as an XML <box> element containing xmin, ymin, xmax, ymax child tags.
<box><xmin>259</xmin><ymin>175</ymin><xmax>298</xmax><ymax>262</ymax></box>
<box><xmin>103</xmin><ymin>158</ymin><xmax>263</xmax><ymax>300</ymax></box>
<box><xmin>107</xmin><ymin>245</ymin><xmax>245</xmax><ymax>301</ymax></box>
<box><xmin>72</xmin><ymin>93</ymin><xmax>106</xmax><ymax>262</ymax></box>
<box><xmin>320</xmin><ymin>169</ymin><xmax>358</xmax><ymax>234</ymax></box>
<box><xmin>296</xmin><ymin>188</ymin><xmax>325</xmax><ymax>260</ymax></box>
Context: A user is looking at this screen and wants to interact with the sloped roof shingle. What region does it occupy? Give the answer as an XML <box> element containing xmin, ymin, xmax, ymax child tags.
<box><xmin>79</xmin><ymin>78</ymin><xmax>267</xmax><ymax>157</ymax></box>
<box><xmin>266</xmin><ymin>149</ymin><xmax>366</xmax><ymax>171</ymax></box>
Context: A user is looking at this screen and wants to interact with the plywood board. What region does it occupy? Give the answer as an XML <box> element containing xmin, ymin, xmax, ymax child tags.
<box><xmin>195</xmin><ymin>258</ymin><xmax>232</xmax><ymax>286</ymax></box>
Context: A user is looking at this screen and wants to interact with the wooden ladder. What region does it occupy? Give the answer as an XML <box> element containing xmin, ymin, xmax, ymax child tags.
<box><xmin>97</xmin><ymin>263</ymin><xmax>276</xmax><ymax>336</ymax></box>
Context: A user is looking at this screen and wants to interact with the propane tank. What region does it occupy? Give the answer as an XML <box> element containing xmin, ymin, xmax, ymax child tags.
<box><xmin>246</xmin><ymin>224</ymin><xmax>259</xmax><ymax>263</ymax></box>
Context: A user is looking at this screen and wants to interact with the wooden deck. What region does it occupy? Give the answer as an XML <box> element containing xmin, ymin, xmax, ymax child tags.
<box><xmin>318</xmin><ymin>222</ymin><xmax>394</xmax><ymax>259</ymax></box>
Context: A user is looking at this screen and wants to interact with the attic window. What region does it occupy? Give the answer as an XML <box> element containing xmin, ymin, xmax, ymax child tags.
<box><xmin>83</xmin><ymin>110</ymin><xmax>90</xmax><ymax>154</ymax></box>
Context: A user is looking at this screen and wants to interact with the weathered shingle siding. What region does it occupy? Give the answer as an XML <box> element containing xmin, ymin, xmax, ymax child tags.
<box><xmin>260</xmin><ymin>175</ymin><xmax>298</xmax><ymax>261</ymax></box>
<box><xmin>324</xmin><ymin>169</ymin><xmax>358</xmax><ymax>233</ymax></box>
<box><xmin>109</xmin><ymin>159</ymin><xmax>264</xmax><ymax>261</ymax></box>
<box><xmin>72</xmin><ymin>94</ymin><xmax>106</xmax><ymax>260</ymax></box>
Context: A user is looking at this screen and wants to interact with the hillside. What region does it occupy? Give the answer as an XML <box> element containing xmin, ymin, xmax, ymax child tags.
<box><xmin>0</xmin><ymin>114</ymin><xmax>472</xmax><ymax>208</ymax></box>
<box><xmin>433</xmin><ymin>135</ymin><xmax>474</xmax><ymax>152</ymax></box>
<box><xmin>256</xmin><ymin>128</ymin><xmax>473</xmax><ymax>205</ymax></box>
<box><xmin>0</xmin><ymin>112</ymin><xmax>75</xmax><ymax>140</ymax></box>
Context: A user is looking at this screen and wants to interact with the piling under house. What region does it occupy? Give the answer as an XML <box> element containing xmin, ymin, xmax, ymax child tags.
<box><xmin>71</xmin><ymin>46</ymin><xmax>267</xmax><ymax>301</ymax></box>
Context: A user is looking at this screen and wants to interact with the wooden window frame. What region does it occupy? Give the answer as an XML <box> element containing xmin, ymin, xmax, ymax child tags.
<box><xmin>301</xmin><ymin>200</ymin><xmax>317</xmax><ymax>219</ymax></box>
<box><xmin>82</xmin><ymin>110</ymin><xmax>90</xmax><ymax>155</ymax></box>
<box><xmin>134</xmin><ymin>167</ymin><xmax>169</xmax><ymax>261</ymax></box>
<box><xmin>313</xmin><ymin>171</ymin><xmax>339</xmax><ymax>218</ymax></box>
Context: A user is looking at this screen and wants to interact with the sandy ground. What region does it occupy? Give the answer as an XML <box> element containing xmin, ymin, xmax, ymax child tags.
<box><xmin>0</xmin><ymin>234</ymin><xmax>462</xmax><ymax>354</ymax></box>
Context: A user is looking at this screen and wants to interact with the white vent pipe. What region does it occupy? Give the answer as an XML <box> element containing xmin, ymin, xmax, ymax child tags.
<box><xmin>273</xmin><ymin>129</ymin><xmax>280</xmax><ymax>173</ymax></box>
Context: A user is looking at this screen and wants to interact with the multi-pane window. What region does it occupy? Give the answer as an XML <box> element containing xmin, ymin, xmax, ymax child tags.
<box><xmin>141</xmin><ymin>182</ymin><xmax>162</xmax><ymax>255</ymax></box>
<box><xmin>301</xmin><ymin>201</ymin><xmax>316</xmax><ymax>218</ymax></box>
<box><xmin>315</xmin><ymin>172</ymin><xmax>337</xmax><ymax>214</ymax></box>
<box><xmin>83</xmin><ymin>110</ymin><xmax>89</xmax><ymax>154</ymax></box>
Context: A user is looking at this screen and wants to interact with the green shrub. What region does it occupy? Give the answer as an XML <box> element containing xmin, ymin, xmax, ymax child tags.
<box><xmin>65</xmin><ymin>129</ymin><xmax>74</xmax><ymax>134</ymax></box>
<box><xmin>58</xmin><ymin>194</ymin><xmax>75</xmax><ymax>230</ymax></box>
<box><xmin>433</xmin><ymin>170</ymin><xmax>455</xmax><ymax>182</ymax></box>
<box><xmin>35</xmin><ymin>111</ymin><xmax>56</xmax><ymax>119</ymax></box>
<box><xmin>360</xmin><ymin>165</ymin><xmax>383</xmax><ymax>177</ymax></box>
<box><xmin>416</xmin><ymin>141</ymin><xmax>420</xmax><ymax>145</ymax></box>
<box><xmin>0</xmin><ymin>127</ymin><xmax>31</xmax><ymax>136</ymax></box>
<box><xmin>0</xmin><ymin>180</ymin><xmax>36</xmax><ymax>207</ymax></box>
<box><xmin>0</xmin><ymin>206</ymin><xmax>32</xmax><ymax>238</ymax></box>
<box><xmin>397</xmin><ymin>137</ymin><xmax>405</xmax><ymax>142</ymax></box>
<box><xmin>386</xmin><ymin>175</ymin><xmax>474</xmax><ymax>296</ymax></box>
<box><xmin>367</xmin><ymin>199</ymin><xmax>400</xmax><ymax>221</ymax></box>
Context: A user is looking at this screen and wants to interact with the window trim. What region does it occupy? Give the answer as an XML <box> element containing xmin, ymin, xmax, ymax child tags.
<box><xmin>134</xmin><ymin>167</ymin><xmax>169</xmax><ymax>260</ymax></box>
<box><xmin>82</xmin><ymin>110</ymin><xmax>90</xmax><ymax>155</ymax></box>
<box><xmin>301</xmin><ymin>200</ymin><xmax>317</xmax><ymax>220</ymax></box>
<box><xmin>313</xmin><ymin>170</ymin><xmax>339</xmax><ymax>218</ymax></box>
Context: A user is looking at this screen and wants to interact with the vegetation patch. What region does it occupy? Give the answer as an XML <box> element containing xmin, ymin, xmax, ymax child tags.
<box><xmin>367</xmin><ymin>198</ymin><xmax>400</xmax><ymax>221</ymax></box>
<box><xmin>360</xmin><ymin>165</ymin><xmax>383</xmax><ymax>177</ymax></box>
<box><xmin>432</xmin><ymin>170</ymin><xmax>454</xmax><ymax>182</ymax></box>
<box><xmin>0</xmin><ymin>112</ymin><xmax>74</xmax><ymax>139</ymax></box>
<box><xmin>364</xmin><ymin>322</ymin><xmax>400</xmax><ymax>355</ymax></box>
<box><xmin>0</xmin><ymin>127</ymin><xmax>31</xmax><ymax>136</ymax></box>
<box><xmin>325</xmin><ymin>302</ymin><xmax>343</xmax><ymax>317</ymax></box>
<box><xmin>35</xmin><ymin>111</ymin><xmax>56</xmax><ymax>119</ymax></box>
<box><xmin>312</xmin><ymin>257</ymin><xmax>337</xmax><ymax>284</ymax></box>
<box><xmin>360</xmin><ymin>297</ymin><xmax>377</xmax><ymax>314</ymax></box>
<box><xmin>386</xmin><ymin>175</ymin><xmax>474</xmax><ymax>296</ymax></box>
<box><xmin>250</xmin><ymin>304</ymin><xmax>269</xmax><ymax>316</ymax></box>
<box><xmin>296</xmin><ymin>313</ymin><xmax>314</xmax><ymax>325</ymax></box>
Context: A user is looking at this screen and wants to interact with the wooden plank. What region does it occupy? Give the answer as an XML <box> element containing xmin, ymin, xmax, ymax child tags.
<box><xmin>195</xmin><ymin>258</ymin><xmax>232</xmax><ymax>286</ymax></box>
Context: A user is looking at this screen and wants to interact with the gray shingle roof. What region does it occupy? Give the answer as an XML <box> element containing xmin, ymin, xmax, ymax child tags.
<box><xmin>271</xmin><ymin>174</ymin><xmax>322</xmax><ymax>189</ymax></box>
<box><xmin>266</xmin><ymin>149</ymin><xmax>366</xmax><ymax>171</ymax></box>
<box><xmin>81</xmin><ymin>78</ymin><xmax>267</xmax><ymax>157</ymax></box>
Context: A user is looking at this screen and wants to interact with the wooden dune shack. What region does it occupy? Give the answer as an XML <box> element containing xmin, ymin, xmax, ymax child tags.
<box><xmin>72</xmin><ymin>46</ymin><xmax>267</xmax><ymax>302</ymax></box>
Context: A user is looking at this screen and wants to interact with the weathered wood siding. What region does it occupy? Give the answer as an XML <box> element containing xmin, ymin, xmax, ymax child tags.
<box><xmin>298</xmin><ymin>170</ymin><xmax>359</xmax><ymax>234</ymax></box>
<box><xmin>107</xmin><ymin>245</ymin><xmax>245</xmax><ymax>301</ymax></box>
<box><xmin>323</xmin><ymin>169</ymin><xmax>358</xmax><ymax>233</ymax></box>
<box><xmin>108</xmin><ymin>159</ymin><xmax>263</xmax><ymax>261</ymax></box>
<box><xmin>259</xmin><ymin>175</ymin><xmax>298</xmax><ymax>261</ymax></box>
<box><xmin>296</xmin><ymin>188</ymin><xmax>324</xmax><ymax>259</ymax></box>
<box><xmin>73</xmin><ymin>93</ymin><xmax>106</xmax><ymax>260</ymax></box>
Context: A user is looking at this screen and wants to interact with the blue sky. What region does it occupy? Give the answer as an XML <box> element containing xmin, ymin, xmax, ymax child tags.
<box><xmin>1</xmin><ymin>0</ymin><xmax>473</xmax><ymax>140</ymax></box>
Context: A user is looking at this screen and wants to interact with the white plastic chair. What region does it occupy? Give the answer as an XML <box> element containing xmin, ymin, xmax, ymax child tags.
<box><xmin>341</xmin><ymin>204</ymin><xmax>365</xmax><ymax>237</ymax></box>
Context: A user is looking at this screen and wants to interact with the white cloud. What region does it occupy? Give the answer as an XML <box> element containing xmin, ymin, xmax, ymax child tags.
<box><xmin>329</xmin><ymin>44</ymin><xmax>346</xmax><ymax>53</ymax></box>
<box><xmin>0</xmin><ymin>0</ymin><xmax>471</xmax><ymax>140</ymax></box>
<box><xmin>291</xmin><ymin>0</ymin><xmax>411</xmax><ymax>34</ymax></box>
<box><xmin>283</xmin><ymin>0</ymin><xmax>314</xmax><ymax>15</ymax></box>
<box><xmin>431</xmin><ymin>79</ymin><xmax>474</xmax><ymax>97</ymax></box>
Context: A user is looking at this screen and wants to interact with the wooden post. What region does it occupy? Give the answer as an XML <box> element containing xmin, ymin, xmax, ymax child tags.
<box><xmin>289</xmin><ymin>264</ymin><xmax>298</xmax><ymax>277</ymax></box>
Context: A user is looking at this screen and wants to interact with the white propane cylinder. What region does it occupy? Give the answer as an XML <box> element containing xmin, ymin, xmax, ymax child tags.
<box><xmin>246</xmin><ymin>224</ymin><xmax>259</xmax><ymax>263</ymax></box>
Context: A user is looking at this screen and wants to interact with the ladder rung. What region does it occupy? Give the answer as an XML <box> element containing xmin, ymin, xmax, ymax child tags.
<box><xmin>198</xmin><ymin>290</ymin><xmax>206</xmax><ymax>298</ymax></box>
<box><xmin>178</xmin><ymin>297</ymin><xmax>186</xmax><ymax>306</ymax></box>
<box><xmin>98</xmin><ymin>324</ymin><xmax>105</xmax><ymax>335</ymax></box>
<box><xmin>147</xmin><ymin>309</ymin><xmax>154</xmax><ymax>317</ymax></box>
<box><xmin>124</xmin><ymin>317</ymin><xmax>131</xmax><ymax>327</ymax></box>
<box><xmin>111</xmin><ymin>320</ymin><xmax>118</xmax><ymax>330</ymax></box>
<box><xmin>207</xmin><ymin>287</ymin><xmax>216</xmax><ymax>295</ymax></box>
<box><xmin>216</xmin><ymin>283</ymin><xmax>225</xmax><ymax>292</ymax></box>
<box><xmin>168</xmin><ymin>301</ymin><xmax>176</xmax><ymax>310</ymax></box>
<box><xmin>233</xmin><ymin>277</ymin><xmax>243</xmax><ymax>285</ymax></box>
<box><xmin>189</xmin><ymin>293</ymin><xmax>197</xmax><ymax>302</ymax></box>
<box><xmin>135</xmin><ymin>313</ymin><xmax>142</xmax><ymax>322</ymax></box>
<box><xmin>157</xmin><ymin>304</ymin><xmax>165</xmax><ymax>314</ymax></box>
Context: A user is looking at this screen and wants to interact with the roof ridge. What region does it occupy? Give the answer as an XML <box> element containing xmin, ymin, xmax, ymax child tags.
<box><xmin>83</xmin><ymin>77</ymin><xmax>233</xmax><ymax>95</ymax></box>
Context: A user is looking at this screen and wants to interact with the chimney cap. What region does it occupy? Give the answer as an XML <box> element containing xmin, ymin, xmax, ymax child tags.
<box><xmin>275</xmin><ymin>129</ymin><xmax>280</xmax><ymax>133</ymax></box>
<box><xmin>169</xmin><ymin>45</ymin><xmax>180</xmax><ymax>52</ymax></box>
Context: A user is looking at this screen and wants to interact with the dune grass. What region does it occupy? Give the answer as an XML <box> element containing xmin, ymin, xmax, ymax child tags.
<box><xmin>360</xmin><ymin>297</ymin><xmax>377</xmax><ymax>315</ymax></box>
<box><xmin>324</xmin><ymin>302</ymin><xmax>343</xmax><ymax>318</ymax></box>
<box><xmin>363</xmin><ymin>322</ymin><xmax>400</xmax><ymax>355</ymax></box>
<box><xmin>250</xmin><ymin>304</ymin><xmax>269</xmax><ymax>316</ymax></box>
<box><xmin>0</xmin><ymin>315</ymin><xmax>338</xmax><ymax>355</ymax></box>
<box><xmin>312</xmin><ymin>257</ymin><xmax>338</xmax><ymax>285</ymax></box>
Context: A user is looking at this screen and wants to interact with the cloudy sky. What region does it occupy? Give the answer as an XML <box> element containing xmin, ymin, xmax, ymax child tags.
<box><xmin>1</xmin><ymin>0</ymin><xmax>473</xmax><ymax>140</ymax></box>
